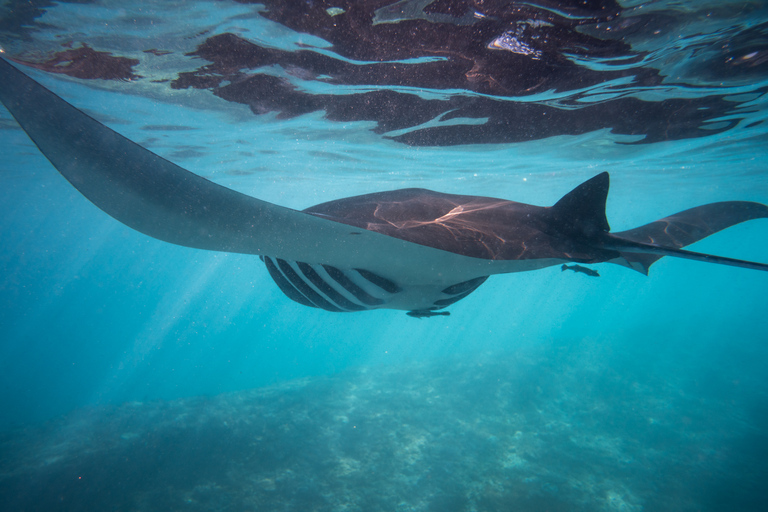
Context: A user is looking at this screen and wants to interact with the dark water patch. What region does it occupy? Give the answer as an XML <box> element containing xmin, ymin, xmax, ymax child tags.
<box><xmin>13</xmin><ymin>43</ymin><xmax>139</xmax><ymax>81</ymax></box>
<box><xmin>138</xmin><ymin>136</ymin><xmax>161</xmax><ymax>148</ymax></box>
<box><xmin>140</xmin><ymin>124</ymin><xmax>197</xmax><ymax>131</ymax></box>
<box><xmin>168</xmin><ymin>147</ymin><xmax>207</xmax><ymax>160</ymax></box>
<box><xmin>221</xmin><ymin>168</ymin><xmax>257</xmax><ymax>176</ymax></box>
<box><xmin>160</xmin><ymin>3</ymin><xmax>763</xmax><ymax>146</ymax></box>
<box><xmin>0</xmin><ymin>0</ymin><xmax>92</xmax><ymax>40</ymax></box>
<box><xmin>308</xmin><ymin>150</ymin><xmax>362</xmax><ymax>162</ymax></box>
<box><xmin>169</xmin><ymin>33</ymin><xmax>741</xmax><ymax>146</ymax></box>
<box><xmin>143</xmin><ymin>49</ymin><xmax>173</xmax><ymax>56</ymax></box>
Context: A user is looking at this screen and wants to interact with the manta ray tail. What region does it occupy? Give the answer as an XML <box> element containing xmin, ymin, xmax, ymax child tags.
<box><xmin>606</xmin><ymin>202</ymin><xmax>768</xmax><ymax>274</ymax></box>
<box><xmin>547</xmin><ymin>172</ymin><xmax>768</xmax><ymax>274</ymax></box>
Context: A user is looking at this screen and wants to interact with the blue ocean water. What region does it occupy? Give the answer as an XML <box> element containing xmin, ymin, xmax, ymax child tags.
<box><xmin>1</xmin><ymin>1</ymin><xmax>767</xmax><ymax>510</ymax></box>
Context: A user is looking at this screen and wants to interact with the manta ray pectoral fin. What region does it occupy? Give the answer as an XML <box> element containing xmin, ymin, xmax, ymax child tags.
<box><xmin>604</xmin><ymin>202</ymin><xmax>768</xmax><ymax>274</ymax></box>
<box><xmin>0</xmin><ymin>57</ymin><xmax>325</xmax><ymax>256</ymax></box>
<box><xmin>0</xmin><ymin>57</ymin><xmax>498</xmax><ymax>287</ymax></box>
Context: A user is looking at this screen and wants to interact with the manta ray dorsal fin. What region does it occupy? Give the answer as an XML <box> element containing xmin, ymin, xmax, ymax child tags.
<box><xmin>550</xmin><ymin>172</ymin><xmax>611</xmax><ymax>236</ymax></box>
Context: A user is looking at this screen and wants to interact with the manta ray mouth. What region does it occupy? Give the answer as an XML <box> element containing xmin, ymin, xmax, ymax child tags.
<box><xmin>261</xmin><ymin>256</ymin><xmax>488</xmax><ymax>314</ymax></box>
<box><xmin>262</xmin><ymin>257</ymin><xmax>395</xmax><ymax>312</ymax></box>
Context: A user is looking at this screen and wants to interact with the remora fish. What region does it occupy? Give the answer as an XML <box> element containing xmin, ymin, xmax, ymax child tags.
<box><xmin>1</xmin><ymin>57</ymin><xmax>766</xmax><ymax>316</ymax></box>
<box><xmin>562</xmin><ymin>264</ymin><xmax>600</xmax><ymax>277</ymax></box>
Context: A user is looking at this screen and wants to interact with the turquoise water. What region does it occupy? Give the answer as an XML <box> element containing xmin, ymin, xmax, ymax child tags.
<box><xmin>1</xmin><ymin>1</ymin><xmax>768</xmax><ymax>510</ymax></box>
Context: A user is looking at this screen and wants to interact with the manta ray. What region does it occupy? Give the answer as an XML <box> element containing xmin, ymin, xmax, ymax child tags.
<box><xmin>1</xmin><ymin>57</ymin><xmax>767</xmax><ymax>317</ymax></box>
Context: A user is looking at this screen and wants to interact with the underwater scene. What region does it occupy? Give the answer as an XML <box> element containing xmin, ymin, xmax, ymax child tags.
<box><xmin>1</xmin><ymin>0</ymin><xmax>767</xmax><ymax>510</ymax></box>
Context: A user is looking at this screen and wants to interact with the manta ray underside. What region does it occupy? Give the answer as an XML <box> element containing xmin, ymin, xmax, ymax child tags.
<box><xmin>1</xmin><ymin>57</ymin><xmax>767</xmax><ymax>316</ymax></box>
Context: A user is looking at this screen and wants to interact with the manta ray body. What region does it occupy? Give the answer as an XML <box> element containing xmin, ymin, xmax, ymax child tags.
<box><xmin>1</xmin><ymin>57</ymin><xmax>766</xmax><ymax>316</ymax></box>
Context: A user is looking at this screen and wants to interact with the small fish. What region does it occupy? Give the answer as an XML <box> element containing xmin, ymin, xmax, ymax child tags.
<box><xmin>561</xmin><ymin>264</ymin><xmax>600</xmax><ymax>277</ymax></box>
<box><xmin>406</xmin><ymin>310</ymin><xmax>451</xmax><ymax>319</ymax></box>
